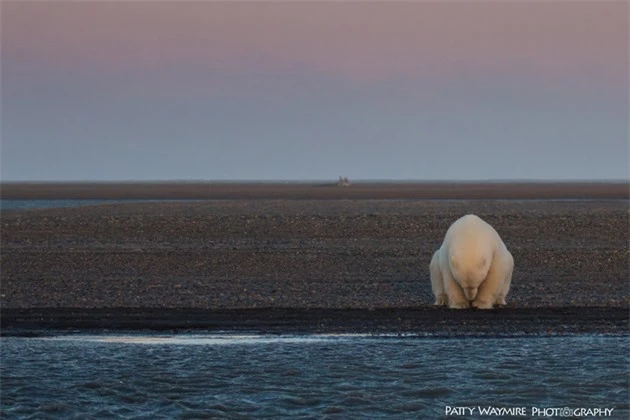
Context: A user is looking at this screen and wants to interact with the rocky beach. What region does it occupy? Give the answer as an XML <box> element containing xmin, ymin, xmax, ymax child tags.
<box><xmin>1</xmin><ymin>183</ymin><xmax>628</xmax><ymax>336</ymax></box>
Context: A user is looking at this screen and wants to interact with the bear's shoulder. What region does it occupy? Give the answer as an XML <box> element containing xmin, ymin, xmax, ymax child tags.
<box><xmin>447</xmin><ymin>214</ymin><xmax>492</xmax><ymax>236</ymax></box>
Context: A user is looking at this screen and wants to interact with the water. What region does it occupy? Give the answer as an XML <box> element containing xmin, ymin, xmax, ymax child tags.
<box><xmin>1</xmin><ymin>334</ymin><xmax>627</xmax><ymax>418</ymax></box>
<box><xmin>1</xmin><ymin>199</ymin><xmax>106</xmax><ymax>210</ymax></box>
<box><xmin>0</xmin><ymin>199</ymin><xmax>204</xmax><ymax>211</ymax></box>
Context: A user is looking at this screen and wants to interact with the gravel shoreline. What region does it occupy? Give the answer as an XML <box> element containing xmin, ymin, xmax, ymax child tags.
<box><xmin>1</xmin><ymin>307</ymin><xmax>627</xmax><ymax>337</ymax></box>
<box><xmin>2</xmin><ymin>181</ymin><xmax>628</xmax><ymax>200</ymax></box>
<box><xmin>1</xmin><ymin>197</ymin><xmax>628</xmax><ymax>335</ymax></box>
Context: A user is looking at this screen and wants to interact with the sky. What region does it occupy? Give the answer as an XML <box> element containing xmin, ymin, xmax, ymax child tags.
<box><xmin>1</xmin><ymin>0</ymin><xmax>628</xmax><ymax>181</ymax></box>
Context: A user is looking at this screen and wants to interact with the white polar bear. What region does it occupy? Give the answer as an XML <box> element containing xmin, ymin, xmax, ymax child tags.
<box><xmin>430</xmin><ymin>214</ymin><xmax>513</xmax><ymax>309</ymax></box>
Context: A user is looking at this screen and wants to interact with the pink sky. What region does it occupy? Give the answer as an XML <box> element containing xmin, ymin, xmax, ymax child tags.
<box><xmin>5</xmin><ymin>1</ymin><xmax>626</xmax><ymax>90</ymax></box>
<box><xmin>2</xmin><ymin>1</ymin><xmax>628</xmax><ymax>181</ymax></box>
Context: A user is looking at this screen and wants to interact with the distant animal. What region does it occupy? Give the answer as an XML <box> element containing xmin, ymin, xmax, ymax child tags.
<box><xmin>430</xmin><ymin>214</ymin><xmax>513</xmax><ymax>309</ymax></box>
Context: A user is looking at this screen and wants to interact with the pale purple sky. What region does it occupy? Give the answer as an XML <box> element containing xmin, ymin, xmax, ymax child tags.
<box><xmin>2</xmin><ymin>1</ymin><xmax>628</xmax><ymax>181</ymax></box>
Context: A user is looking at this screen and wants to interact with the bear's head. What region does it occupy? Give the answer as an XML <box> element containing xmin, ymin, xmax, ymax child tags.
<box><xmin>449</xmin><ymin>251</ymin><xmax>491</xmax><ymax>301</ymax></box>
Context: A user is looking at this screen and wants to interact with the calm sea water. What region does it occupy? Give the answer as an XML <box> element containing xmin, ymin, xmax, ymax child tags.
<box><xmin>1</xmin><ymin>334</ymin><xmax>628</xmax><ymax>419</ymax></box>
<box><xmin>0</xmin><ymin>199</ymin><xmax>207</xmax><ymax>211</ymax></box>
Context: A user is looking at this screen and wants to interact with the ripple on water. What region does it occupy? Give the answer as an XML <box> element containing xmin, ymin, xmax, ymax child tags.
<box><xmin>1</xmin><ymin>335</ymin><xmax>628</xmax><ymax>418</ymax></box>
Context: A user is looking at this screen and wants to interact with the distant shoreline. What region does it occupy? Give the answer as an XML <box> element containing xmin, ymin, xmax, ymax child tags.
<box><xmin>1</xmin><ymin>181</ymin><xmax>628</xmax><ymax>200</ymax></box>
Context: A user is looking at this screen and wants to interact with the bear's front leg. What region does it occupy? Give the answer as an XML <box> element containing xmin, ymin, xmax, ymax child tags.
<box><xmin>471</xmin><ymin>298</ymin><xmax>494</xmax><ymax>310</ymax></box>
<box><xmin>473</xmin><ymin>254</ymin><xmax>512</xmax><ymax>309</ymax></box>
<box><xmin>472</xmin><ymin>281</ymin><xmax>497</xmax><ymax>309</ymax></box>
<box><xmin>443</xmin><ymin>270</ymin><xmax>469</xmax><ymax>309</ymax></box>
<box><xmin>430</xmin><ymin>251</ymin><xmax>448</xmax><ymax>306</ymax></box>
<box><xmin>495</xmin><ymin>251</ymin><xmax>513</xmax><ymax>307</ymax></box>
<box><xmin>435</xmin><ymin>294</ymin><xmax>448</xmax><ymax>306</ymax></box>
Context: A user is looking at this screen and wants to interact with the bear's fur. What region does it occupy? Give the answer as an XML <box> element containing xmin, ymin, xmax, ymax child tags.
<box><xmin>430</xmin><ymin>214</ymin><xmax>513</xmax><ymax>309</ymax></box>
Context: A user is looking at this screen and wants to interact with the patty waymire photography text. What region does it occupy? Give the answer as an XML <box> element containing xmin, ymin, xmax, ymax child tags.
<box><xmin>445</xmin><ymin>406</ymin><xmax>615</xmax><ymax>417</ymax></box>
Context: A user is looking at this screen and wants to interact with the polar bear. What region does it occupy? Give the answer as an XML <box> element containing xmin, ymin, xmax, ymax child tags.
<box><xmin>430</xmin><ymin>214</ymin><xmax>513</xmax><ymax>309</ymax></box>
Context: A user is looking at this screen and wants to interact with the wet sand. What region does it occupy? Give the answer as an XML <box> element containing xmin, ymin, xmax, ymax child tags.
<box><xmin>1</xmin><ymin>183</ymin><xmax>628</xmax><ymax>336</ymax></box>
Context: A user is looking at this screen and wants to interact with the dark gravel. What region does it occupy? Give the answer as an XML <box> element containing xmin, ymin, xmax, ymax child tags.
<box><xmin>1</xmin><ymin>307</ymin><xmax>627</xmax><ymax>337</ymax></box>
<box><xmin>1</xmin><ymin>199</ymin><xmax>628</xmax><ymax>335</ymax></box>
